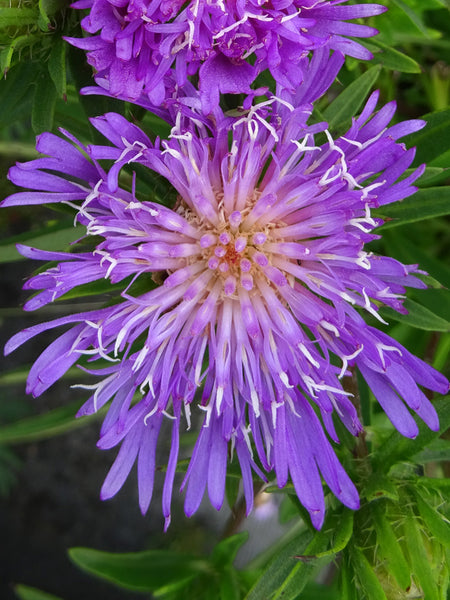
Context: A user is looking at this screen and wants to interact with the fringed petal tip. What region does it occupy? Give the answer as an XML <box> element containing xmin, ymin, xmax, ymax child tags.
<box><xmin>163</xmin><ymin>515</ymin><xmax>171</xmax><ymax>532</ymax></box>
<box><xmin>99</xmin><ymin>479</ymin><xmax>115</xmax><ymax>502</ymax></box>
<box><xmin>309</xmin><ymin>508</ymin><xmax>325</xmax><ymax>531</ymax></box>
<box><xmin>139</xmin><ymin>496</ymin><xmax>151</xmax><ymax>516</ymax></box>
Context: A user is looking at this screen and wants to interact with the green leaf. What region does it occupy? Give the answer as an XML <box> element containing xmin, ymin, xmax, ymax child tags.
<box><xmin>364</xmin><ymin>473</ymin><xmax>400</xmax><ymax>503</ymax></box>
<box><xmin>295</xmin><ymin>582</ymin><xmax>340</xmax><ymax>600</ymax></box>
<box><xmin>413</xmin><ymin>487</ymin><xmax>450</xmax><ymax>546</ymax></box>
<box><xmin>37</xmin><ymin>0</ymin><xmax>50</xmax><ymax>31</ymax></box>
<box><xmin>323</xmin><ymin>65</ymin><xmax>381</xmax><ymax>131</ymax></box>
<box><xmin>225</xmin><ymin>472</ymin><xmax>241</xmax><ymax>511</ymax></box>
<box><xmin>414</xmin><ymin>167</ymin><xmax>450</xmax><ymax>187</ymax></box>
<box><xmin>0</xmin><ymin>34</ymin><xmax>40</xmax><ymax>74</ymax></box>
<box><xmin>245</xmin><ymin>509</ymin><xmax>351</xmax><ymax>600</ymax></box>
<box><xmin>32</xmin><ymin>66</ymin><xmax>57</xmax><ymax>134</ymax></box>
<box><xmin>219</xmin><ymin>568</ymin><xmax>241</xmax><ymax>600</ymax></box>
<box><xmin>212</xmin><ymin>532</ymin><xmax>249</xmax><ymax>568</ymax></box>
<box><xmin>48</xmin><ymin>38</ymin><xmax>66</xmax><ymax>99</ymax></box>
<box><xmin>0</xmin><ymin>365</ymin><xmax>84</xmax><ymax>387</ymax></box>
<box><xmin>0</xmin><ymin>225</ymin><xmax>82</xmax><ymax>264</ymax></box>
<box><xmin>376</xmin><ymin>186</ymin><xmax>450</xmax><ymax>228</ymax></box>
<box><xmin>390</xmin><ymin>0</ymin><xmax>432</xmax><ymax>37</ymax></box>
<box><xmin>381</xmin><ymin>229</ymin><xmax>450</xmax><ymax>288</ymax></box>
<box><xmin>244</xmin><ymin>530</ymin><xmax>313</xmax><ymax>600</ymax></box>
<box><xmin>279</xmin><ymin>495</ymin><xmax>301</xmax><ymax>524</ymax></box>
<box><xmin>14</xmin><ymin>585</ymin><xmax>63</xmax><ymax>600</ymax></box>
<box><xmin>68</xmin><ymin>547</ymin><xmax>209</xmax><ymax>594</ymax></box>
<box><xmin>403</xmin><ymin>515</ymin><xmax>440</xmax><ymax>600</ymax></box>
<box><xmin>296</xmin><ymin>509</ymin><xmax>354</xmax><ymax>560</ymax></box>
<box><xmin>0</xmin><ymin>62</ymin><xmax>35</xmax><ymax>125</ymax></box>
<box><xmin>0</xmin><ymin>8</ymin><xmax>38</xmax><ymax>28</ymax></box>
<box><xmin>52</xmin><ymin>278</ymin><xmax>131</xmax><ymax>302</ymax></box>
<box><xmin>402</xmin><ymin>109</ymin><xmax>450</xmax><ymax>166</ymax></box>
<box><xmin>350</xmin><ymin>546</ymin><xmax>388</xmax><ymax>600</ymax></box>
<box><xmin>380</xmin><ymin>298</ymin><xmax>450</xmax><ymax>332</ymax></box>
<box><xmin>371</xmin><ymin>501</ymin><xmax>411</xmax><ymax>590</ymax></box>
<box><xmin>0</xmin><ymin>401</ymin><xmax>102</xmax><ymax>445</ymax></box>
<box><xmin>339</xmin><ymin>553</ymin><xmax>358</xmax><ymax>600</ymax></box>
<box><xmin>412</xmin><ymin>438</ymin><xmax>450</xmax><ymax>463</ymax></box>
<box><xmin>417</xmin><ymin>476</ymin><xmax>450</xmax><ymax>490</ymax></box>
<box><xmin>371</xmin><ymin>397</ymin><xmax>450</xmax><ymax>472</ymax></box>
<box><xmin>361</xmin><ymin>39</ymin><xmax>421</xmax><ymax>73</ymax></box>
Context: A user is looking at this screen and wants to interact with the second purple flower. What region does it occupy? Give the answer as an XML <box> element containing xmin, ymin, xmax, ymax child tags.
<box><xmin>67</xmin><ymin>0</ymin><xmax>386</xmax><ymax>110</ymax></box>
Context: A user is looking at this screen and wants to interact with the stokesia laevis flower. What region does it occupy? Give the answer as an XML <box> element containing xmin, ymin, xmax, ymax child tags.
<box><xmin>3</xmin><ymin>91</ymin><xmax>448</xmax><ymax>530</ymax></box>
<box><xmin>67</xmin><ymin>0</ymin><xmax>386</xmax><ymax>111</ymax></box>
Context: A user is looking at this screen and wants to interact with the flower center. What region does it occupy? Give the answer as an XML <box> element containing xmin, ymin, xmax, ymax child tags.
<box><xmin>175</xmin><ymin>197</ymin><xmax>293</xmax><ymax>298</ymax></box>
<box><xmin>198</xmin><ymin>216</ymin><xmax>272</xmax><ymax>296</ymax></box>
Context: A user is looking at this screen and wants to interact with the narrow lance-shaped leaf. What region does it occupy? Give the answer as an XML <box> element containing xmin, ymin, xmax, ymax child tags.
<box><xmin>370</xmin><ymin>501</ymin><xmax>411</xmax><ymax>590</ymax></box>
<box><xmin>402</xmin><ymin>513</ymin><xmax>440</xmax><ymax>600</ymax></box>
<box><xmin>246</xmin><ymin>510</ymin><xmax>353</xmax><ymax>600</ymax></box>
<box><xmin>68</xmin><ymin>548</ymin><xmax>210</xmax><ymax>594</ymax></box>
<box><xmin>32</xmin><ymin>66</ymin><xmax>57</xmax><ymax>134</ymax></box>
<box><xmin>0</xmin><ymin>225</ymin><xmax>82</xmax><ymax>264</ymax></box>
<box><xmin>390</xmin><ymin>0</ymin><xmax>432</xmax><ymax>37</ymax></box>
<box><xmin>244</xmin><ymin>530</ymin><xmax>314</xmax><ymax>600</ymax></box>
<box><xmin>339</xmin><ymin>552</ymin><xmax>358</xmax><ymax>600</ymax></box>
<box><xmin>211</xmin><ymin>532</ymin><xmax>249</xmax><ymax>568</ymax></box>
<box><xmin>48</xmin><ymin>39</ymin><xmax>67</xmax><ymax>99</ymax></box>
<box><xmin>323</xmin><ymin>65</ymin><xmax>381</xmax><ymax>131</ymax></box>
<box><xmin>349</xmin><ymin>546</ymin><xmax>388</xmax><ymax>600</ymax></box>
<box><xmin>417</xmin><ymin>477</ymin><xmax>450</xmax><ymax>490</ymax></box>
<box><xmin>371</xmin><ymin>397</ymin><xmax>450</xmax><ymax>471</ymax></box>
<box><xmin>295</xmin><ymin>509</ymin><xmax>354</xmax><ymax>560</ymax></box>
<box><xmin>380</xmin><ymin>298</ymin><xmax>450</xmax><ymax>332</ymax></box>
<box><xmin>0</xmin><ymin>401</ymin><xmax>103</xmax><ymax>445</ymax></box>
<box><xmin>361</xmin><ymin>38</ymin><xmax>421</xmax><ymax>73</ymax></box>
<box><xmin>402</xmin><ymin>109</ymin><xmax>450</xmax><ymax>166</ymax></box>
<box><xmin>411</xmin><ymin>438</ymin><xmax>450</xmax><ymax>463</ymax></box>
<box><xmin>376</xmin><ymin>186</ymin><xmax>450</xmax><ymax>229</ymax></box>
<box><xmin>0</xmin><ymin>62</ymin><xmax>35</xmax><ymax>126</ymax></box>
<box><xmin>381</xmin><ymin>229</ymin><xmax>450</xmax><ymax>289</ymax></box>
<box><xmin>412</xmin><ymin>487</ymin><xmax>450</xmax><ymax>547</ymax></box>
<box><xmin>14</xmin><ymin>584</ymin><xmax>63</xmax><ymax>600</ymax></box>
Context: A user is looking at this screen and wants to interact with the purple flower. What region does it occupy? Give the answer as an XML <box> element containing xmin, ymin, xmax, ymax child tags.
<box><xmin>67</xmin><ymin>0</ymin><xmax>386</xmax><ymax>111</ymax></box>
<box><xmin>3</xmin><ymin>90</ymin><xmax>448</xmax><ymax>530</ymax></box>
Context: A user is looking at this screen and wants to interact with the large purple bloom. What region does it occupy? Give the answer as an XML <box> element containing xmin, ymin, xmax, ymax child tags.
<box><xmin>67</xmin><ymin>0</ymin><xmax>385</xmax><ymax>111</ymax></box>
<box><xmin>3</xmin><ymin>89</ymin><xmax>448</xmax><ymax>529</ymax></box>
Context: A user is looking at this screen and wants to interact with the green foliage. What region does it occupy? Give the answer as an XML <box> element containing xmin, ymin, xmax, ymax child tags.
<box><xmin>0</xmin><ymin>400</ymin><xmax>104</xmax><ymax>445</ymax></box>
<box><xmin>371</xmin><ymin>397</ymin><xmax>450</xmax><ymax>471</ymax></box>
<box><xmin>0</xmin><ymin>445</ymin><xmax>21</xmax><ymax>496</ymax></box>
<box><xmin>403</xmin><ymin>109</ymin><xmax>450</xmax><ymax>166</ymax></box>
<box><xmin>369</xmin><ymin>502</ymin><xmax>410</xmax><ymax>590</ymax></box>
<box><xmin>376</xmin><ymin>186</ymin><xmax>450</xmax><ymax>227</ymax></box>
<box><xmin>14</xmin><ymin>585</ymin><xmax>63</xmax><ymax>600</ymax></box>
<box><xmin>323</xmin><ymin>65</ymin><xmax>381</xmax><ymax>132</ymax></box>
<box><xmin>379</xmin><ymin>298</ymin><xmax>450</xmax><ymax>331</ymax></box>
<box><xmin>69</xmin><ymin>547</ymin><xmax>210</xmax><ymax>595</ymax></box>
<box><xmin>361</xmin><ymin>38</ymin><xmax>421</xmax><ymax>72</ymax></box>
<box><xmin>69</xmin><ymin>533</ymin><xmax>253</xmax><ymax>599</ymax></box>
<box><xmin>348</xmin><ymin>546</ymin><xmax>388</xmax><ymax>600</ymax></box>
<box><xmin>0</xmin><ymin>0</ymin><xmax>79</xmax><ymax>133</ymax></box>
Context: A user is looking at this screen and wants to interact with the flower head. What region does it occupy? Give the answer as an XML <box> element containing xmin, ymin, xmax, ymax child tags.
<box><xmin>67</xmin><ymin>0</ymin><xmax>386</xmax><ymax>111</ymax></box>
<box><xmin>3</xmin><ymin>88</ymin><xmax>448</xmax><ymax>529</ymax></box>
